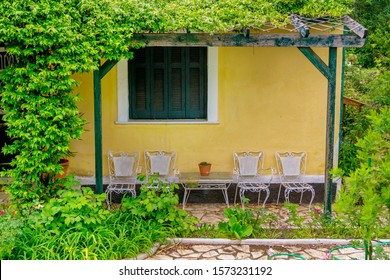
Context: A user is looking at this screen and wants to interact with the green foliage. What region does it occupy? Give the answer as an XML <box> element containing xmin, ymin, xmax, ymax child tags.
<box><xmin>121</xmin><ymin>176</ymin><xmax>198</xmax><ymax>236</ymax></box>
<box><xmin>30</xmin><ymin>186</ymin><xmax>110</xmax><ymax>234</ymax></box>
<box><xmin>349</xmin><ymin>0</ymin><xmax>390</xmax><ymax>69</ymax></box>
<box><xmin>0</xmin><ymin>0</ymin><xmax>143</xmax><ymax>208</ymax></box>
<box><xmin>1</xmin><ymin>184</ymin><xmax>171</xmax><ymax>260</ymax></box>
<box><xmin>9</xmin><ymin>212</ymin><xmax>164</xmax><ymax>260</ymax></box>
<box><xmin>366</xmin><ymin>70</ymin><xmax>390</xmax><ymax>107</ymax></box>
<box><xmin>0</xmin><ymin>209</ymin><xmax>25</xmax><ymax>259</ymax></box>
<box><xmin>217</xmin><ymin>205</ymin><xmax>280</xmax><ymax>239</ymax></box>
<box><xmin>339</xmin><ymin>106</ymin><xmax>370</xmax><ymax>175</ymax></box>
<box><xmin>334</xmin><ymin>107</ymin><xmax>390</xmax><ymax>259</ymax></box>
<box><xmin>121</xmin><ymin>0</ymin><xmax>351</xmax><ymax>33</ymax></box>
<box><xmin>218</xmin><ymin>206</ymin><xmax>255</xmax><ymax>239</ymax></box>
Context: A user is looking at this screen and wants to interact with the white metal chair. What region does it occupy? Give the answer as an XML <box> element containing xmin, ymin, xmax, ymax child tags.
<box><xmin>233</xmin><ymin>151</ymin><xmax>274</xmax><ymax>208</ymax></box>
<box><xmin>144</xmin><ymin>150</ymin><xmax>178</xmax><ymax>187</ymax></box>
<box><xmin>106</xmin><ymin>151</ymin><xmax>141</xmax><ymax>208</ymax></box>
<box><xmin>275</xmin><ymin>151</ymin><xmax>315</xmax><ymax>209</ymax></box>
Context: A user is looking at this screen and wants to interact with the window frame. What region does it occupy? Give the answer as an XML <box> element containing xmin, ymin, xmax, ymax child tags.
<box><xmin>116</xmin><ymin>47</ymin><xmax>219</xmax><ymax>124</ymax></box>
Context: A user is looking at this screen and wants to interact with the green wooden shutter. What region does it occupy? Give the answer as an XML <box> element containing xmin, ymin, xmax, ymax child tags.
<box><xmin>168</xmin><ymin>47</ymin><xmax>186</xmax><ymax>118</ymax></box>
<box><xmin>129</xmin><ymin>47</ymin><xmax>207</xmax><ymax>119</ymax></box>
<box><xmin>186</xmin><ymin>48</ymin><xmax>207</xmax><ymax>118</ymax></box>
<box><xmin>151</xmin><ymin>47</ymin><xmax>168</xmax><ymax>118</ymax></box>
<box><xmin>129</xmin><ymin>48</ymin><xmax>150</xmax><ymax>119</ymax></box>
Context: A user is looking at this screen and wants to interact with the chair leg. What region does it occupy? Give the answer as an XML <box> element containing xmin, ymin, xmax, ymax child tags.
<box><xmin>284</xmin><ymin>188</ymin><xmax>290</xmax><ymax>204</ymax></box>
<box><xmin>222</xmin><ymin>189</ymin><xmax>229</xmax><ymax>208</ymax></box>
<box><xmin>308</xmin><ymin>188</ymin><xmax>315</xmax><ymax>210</ymax></box>
<box><xmin>299</xmin><ymin>191</ymin><xmax>304</xmax><ymax>204</ymax></box>
<box><xmin>234</xmin><ymin>185</ymin><xmax>239</xmax><ymax>205</ymax></box>
<box><xmin>239</xmin><ymin>188</ymin><xmax>245</xmax><ymax>209</ymax></box>
<box><xmin>262</xmin><ymin>189</ymin><xmax>270</xmax><ymax>207</ymax></box>
<box><xmin>276</xmin><ymin>184</ymin><xmax>282</xmax><ymax>205</ymax></box>
<box><xmin>182</xmin><ymin>189</ymin><xmax>191</xmax><ymax>209</ymax></box>
<box><xmin>106</xmin><ymin>191</ymin><xmax>111</xmax><ymax>210</ymax></box>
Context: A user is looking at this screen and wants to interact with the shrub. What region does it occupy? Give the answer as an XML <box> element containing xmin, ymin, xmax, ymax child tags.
<box><xmin>334</xmin><ymin>107</ymin><xmax>390</xmax><ymax>259</ymax></box>
<box><xmin>120</xmin><ymin>176</ymin><xmax>198</xmax><ymax>237</ymax></box>
<box><xmin>0</xmin><ymin>209</ymin><xmax>24</xmax><ymax>259</ymax></box>
<box><xmin>29</xmin><ymin>186</ymin><xmax>109</xmax><ymax>234</ymax></box>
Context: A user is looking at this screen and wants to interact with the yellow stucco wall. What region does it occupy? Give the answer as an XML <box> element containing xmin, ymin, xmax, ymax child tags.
<box><xmin>69</xmin><ymin>47</ymin><xmax>342</xmax><ymax>177</ymax></box>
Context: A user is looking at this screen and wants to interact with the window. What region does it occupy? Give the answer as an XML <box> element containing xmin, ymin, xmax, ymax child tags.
<box><xmin>128</xmin><ymin>47</ymin><xmax>207</xmax><ymax>119</ymax></box>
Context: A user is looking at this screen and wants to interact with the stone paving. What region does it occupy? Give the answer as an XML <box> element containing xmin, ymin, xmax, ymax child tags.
<box><xmin>146</xmin><ymin>241</ymin><xmax>356</xmax><ymax>260</ymax></box>
<box><xmin>144</xmin><ymin>203</ymin><xmax>390</xmax><ymax>260</ymax></box>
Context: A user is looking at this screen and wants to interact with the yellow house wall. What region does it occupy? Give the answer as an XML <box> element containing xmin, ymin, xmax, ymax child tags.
<box><xmin>69</xmin><ymin>47</ymin><xmax>342</xmax><ymax>177</ymax></box>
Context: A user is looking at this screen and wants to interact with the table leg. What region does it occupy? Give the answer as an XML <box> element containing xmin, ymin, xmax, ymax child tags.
<box><xmin>182</xmin><ymin>188</ymin><xmax>191</xmax><ymax>209</ymax></box>
<box><xmin>222</xmin><ymin>189</ymin><xmax>229</xmax><ymax>207</ymax></box>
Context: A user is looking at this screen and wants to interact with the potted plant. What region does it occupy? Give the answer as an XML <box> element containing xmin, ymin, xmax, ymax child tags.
<box><xmin>58</xmin><ymin>158</ymin><xmax>70</xmax><ymax>179</ymax></box>
<box><xmin>198</xmin><ymin>161</ymin><xmax>212</xmax><ymax>176</ymax></box>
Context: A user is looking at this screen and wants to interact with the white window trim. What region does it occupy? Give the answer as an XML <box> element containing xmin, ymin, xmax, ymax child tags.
<box><xmin>116</xmin><ymin>47</ymin><xmax>219</xmax><ymax>124</ymax></box>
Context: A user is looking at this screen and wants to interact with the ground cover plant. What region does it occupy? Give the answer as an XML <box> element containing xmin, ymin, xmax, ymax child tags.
<box><xmin>0</xmin><ymin>177</ymin><xmax>198</xmax><ymax>260</ymax></box>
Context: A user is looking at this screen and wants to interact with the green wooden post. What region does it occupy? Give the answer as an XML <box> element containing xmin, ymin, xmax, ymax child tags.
<box><xmin>93</xmin><ymin>69</ymin><xmax>103</xmax><ymax>194</ymax></box>
<box><xmin>324</xmin><ymin>47</ymin><xmax>337</xmax><ymax>216</ymax></box>
<box><xmin>338</xmin><ymin>28</ymin><xmax>347</xmax><ymax>159</ymax></box>
<box><xmin>298</xmin><ymin>47</ymin><xmax>337</xmax><ymax>217</ymax></box>
<box><xmin>93</xmin><ymin>60</ymin><xmax>118</xmax><ymax>194</ymax></box>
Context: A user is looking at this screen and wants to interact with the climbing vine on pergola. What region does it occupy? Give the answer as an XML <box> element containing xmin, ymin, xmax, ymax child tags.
<box><xmin>0</xmin><ymin>0</ymin><xmax>361</xmax><ymax>212</ymax></box>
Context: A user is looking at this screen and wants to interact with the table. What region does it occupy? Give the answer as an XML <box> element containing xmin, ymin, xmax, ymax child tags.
<box><xmin>179</xmin><ymin>172</ymin><xmax>233</xmax><ymax>209</ymax></box>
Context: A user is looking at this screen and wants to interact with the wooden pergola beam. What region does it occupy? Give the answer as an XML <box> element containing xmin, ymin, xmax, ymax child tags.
<box><xmin>133</xmin><ymin>33</ymin><xmax>366</xmax><ymax>48</ymax></box>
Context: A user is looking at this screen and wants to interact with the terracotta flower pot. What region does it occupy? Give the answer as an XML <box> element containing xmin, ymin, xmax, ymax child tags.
<box><xmin>41</xmin><ymin>159</ymin><xmax>69</xmax><ymax>182</ymax></box>
<box><xmin>57</xmin><ymin>158</ymin><xmax>69</xmax><ymax>179</ymax></box>
<box><xmin>199</xmin><ymin>163</ymin><xmax>211</xmax><ymax>176</ymax></box>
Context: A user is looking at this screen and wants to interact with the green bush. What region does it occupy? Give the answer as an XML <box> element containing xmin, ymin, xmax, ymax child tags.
<box><xmin>0</xmin><ymin>209</ymin><xmax>25</xmax><ymax>259</ymax></box>
<box><xmin>217</xmin><ymin>205</ymin><xmax>279</xmax><ymax>239</ymax></box>
<box><xmin>335</xmin><ymin>107</ymin><xmax>390</xmax><ymax>259</ymax></box>
<box><xmin>121</xmin><ymin>176</ymin><xmax>198</xmax><ymax>237</ymax></box>
<box><xmin>29</xmin><ymin>186</ymin><xmax>109</xmax><ymax>234</ymax></box>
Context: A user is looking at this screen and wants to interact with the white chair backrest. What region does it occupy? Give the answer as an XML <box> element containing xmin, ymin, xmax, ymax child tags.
<box><xmin>149</xmin><ymin>155</ymin><xmax>171</xmax><ymax>176</ymax></box>
<box><xmin>276</xmin><ymin>152</ymin><xmax>305</xmax><ymax>179</ymax></box>
<box><xmin>113</xmin><ymin>156</ymin><xmax>135</xmax><ymax>176</ymax></box>
<box><xmin>280</xmin><ymin>156</ymin><xmax>301</xmax><ymax>176</ymax></box>
<box><xmin>238</xmin><ymin>156</ymin><xmax>258</xmax><ymax>176</ymax></box>
<box><xmin>108</xmin><ymin>151</ymin><xmax>139</xmax><ymax>178</ymax></box>
<box><xmin>145</xmin><ymin>151</ymin><xmax>176</xmax><ymax>177</ymax></box>
<box><xmin>234</xmin><ymin>151</ymin><xmax>263</xmax><ymax>176</ymax></box>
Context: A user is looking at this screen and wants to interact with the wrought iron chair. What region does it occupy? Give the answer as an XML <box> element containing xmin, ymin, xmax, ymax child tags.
<box><xmin>275</xmin><ymin>151</ymin><xmax>315</xmax><ymax>209</ymax></box>
<box><xmin>233</xmin><ymin>151</ymin><xmax>274</xmax><ymax>208</ymax></box>
<box><xmin>144</xmin><ymin>150</ymin><xmax>178</xmax><ymax>187</ymax></box>
<box><xmin>106</xmin><ymin>151</ymin><xmax>141</xmax><ymax>209</ymax></box>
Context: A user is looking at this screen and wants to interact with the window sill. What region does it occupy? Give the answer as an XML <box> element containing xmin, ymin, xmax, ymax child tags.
<box><xmin>115</xmin><ymin>120</ymin><xmax>220</xmax><ymax>125</ymax></box>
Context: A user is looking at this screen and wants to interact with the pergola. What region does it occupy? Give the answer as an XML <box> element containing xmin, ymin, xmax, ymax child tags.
<box><xmin>93</xmin><ymin>15</ymin><xmax>367</xmax><ymax>215</ymax></box>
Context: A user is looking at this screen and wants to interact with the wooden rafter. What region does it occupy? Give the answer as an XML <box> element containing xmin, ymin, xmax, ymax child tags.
<box><xmin>343</xmin><ymin>15</ymin><xmax>368</xmax><ymax>39</ymax></box>
<box><xmin>290</xmin><ymin>14</ymin><xmax>310</xmax><ymax>38</ymax></box>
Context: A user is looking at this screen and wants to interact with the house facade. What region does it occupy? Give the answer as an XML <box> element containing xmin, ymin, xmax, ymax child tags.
<box><xmin>69</xmin><ymin>45</ymin><xmax>342</xmax><ymax>183</ymax></box>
